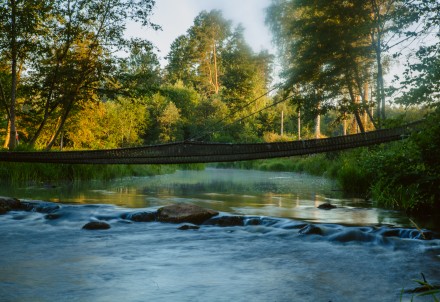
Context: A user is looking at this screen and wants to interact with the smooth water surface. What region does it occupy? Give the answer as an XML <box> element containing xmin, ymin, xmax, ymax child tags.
<box><xmin>0</xmin><ymin>168</ymin><xmax>439</xmax><ymax>301</ymax></box>
<box><xmin>0</xmin><ymin>168</ymin><xmax>428</xmax><ymax>228</ymax></box>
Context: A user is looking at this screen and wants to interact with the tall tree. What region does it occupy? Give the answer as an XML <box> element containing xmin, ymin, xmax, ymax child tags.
<box><xmin>166</xmin><ymin>10</ymin><xmax>231</xmax><ymax>96</ymax></box>
<box><xmin>0</xmin><ymin>0</ymin><xmax>159</xmax><ymax>150</ymax></box>
<box><xmin>396</xmin><ymin>0</ymin><xmax>439</xmax><ymax>108</ymax></box>
<box><xmin>267</xmin><ymin>0</ymin><xmax>381</xmax><ymax>133</ymax></box>
<box><xmin>0</xmin><ymin>0</ymin><xmax>54</xmax><ymax>149</ymax></box>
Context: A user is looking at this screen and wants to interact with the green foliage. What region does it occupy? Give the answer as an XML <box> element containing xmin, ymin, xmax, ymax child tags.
<box><xmin>158</xmin><ymin>102</ymin><xmax>182</xmax><ymax>142</ymax></box>
<box><xmin>396</xmin><ymin>0</ymin><xmax>440</xmax><ymax>107</ymax></box>
<box><xmin>266</xmin><ymin>0</ymin><xmax>376</xmax><ymax>129</ymax></box>
<box><xmin>336</xmin><ymin>110</ymin><xmax>440</xmax><ymax>213</ymax></box>
<box><xmin>64</xmin><ymin>97</ymin><xmax>148</xmax><ymax>149</ymax></box>
<box><xmin>0</xmin><ymin>162</ymin><xmax>169</xmax><ymax>185</ymax></box>
<box><xmin>0</xmin><ymin>0</ymin><xmax>159</xmax><ymax>150</ymax></box>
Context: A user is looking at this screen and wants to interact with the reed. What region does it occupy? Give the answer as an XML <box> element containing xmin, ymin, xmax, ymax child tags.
<box><xmin>0</xmin><ymin>162</ymin><xmax>175</xmax><ymax>185</ymax></box>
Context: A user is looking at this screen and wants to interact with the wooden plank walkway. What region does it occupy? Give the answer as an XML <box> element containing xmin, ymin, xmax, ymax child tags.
<box><xmin>0</xmin><ymin>123</ymin><xmax>420</xmax><ymax>164</ymax></box>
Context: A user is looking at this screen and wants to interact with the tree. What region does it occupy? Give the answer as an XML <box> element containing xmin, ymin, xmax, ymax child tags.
<box><xmin>158</xmin><ymin>101</ymin><xmax>182</xmax><ymax>142</ymax></box>
<box><xmin>221</xmin><ymin>26</ymin><xmax>273</xmax><ymax>113</ymax></box>
<box><xmin>396</xmin><ymin>0</ymin><xmax>439</xmax><ymax>108</ymax></box>
<box><xmin>0</xmin><ymin>0</ymin><xmax>54</xmax><ymax>149</ymax></box>
<box><xmin>266</xmin><ymin>0</ymin><xmax>382</xmax><ymax>133</ymax></box>
<box><xmin>116</xmin><ymin>39</ymin><xmax>162</xmax><ymax>98</ymax></box>
<box><xmin>65</xmin><ymin>97</ymin><xmax>148</xmax><ymax>149</ymax></box>
<box><xmin>166</xmin><ymin>10</ymin><xmax>232</xmax><ymax>96</ymax></box>
<box><xmin>0</xmin><ymin>0</ymin><xmax>159</xmax><ymax>150</ymax></box>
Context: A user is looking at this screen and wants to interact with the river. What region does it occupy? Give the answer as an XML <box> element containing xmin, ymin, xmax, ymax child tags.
<box><xmin>0</xmin><ymin>168</ymin><xmax>439</xmax><ymax>301</ymax></box>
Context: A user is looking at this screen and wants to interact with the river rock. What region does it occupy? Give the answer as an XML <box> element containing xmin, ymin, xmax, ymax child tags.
<box><xmin>178</xmin><ymin>224</ymin><xmax>200</xmax><ymax>230</ymax></box>
<box><xmin>0</xmin><ymin>196</ymin><xmax>23</xmax><ymax>214</ymax></box>
<box><xmin>21</xmin><ymin>201</ymin><xmax>60</xmax><ymax>213</ymax></box>
<box><xmin>157</xmin><ymin>204</ymin><xmax>219</xmax><ymax>224</ymax></box>
<box><xmin>203</xmin><ymin>216</ymin><xmax>244</xmax><ymax>227</ymax></box>
<box><xmin>121</xmin><ymin>211</ymin><xmax>157</xmax><ymax>222</ymax></box>
<box><xmin>45</xmin><ymin>213</ymin><xmax>62</xmax><ymax>220</ymax></box>
<box><xmin>299</xmin><ymin>224</ymin><xmax>323</xmax><ymax>235</ymax></box>
<box><xmin>317</xmin><ymin>203</ymin><xmax>337</xmax><ymax>210</ymax></box>
<box><xmin>82</xmin><ymin>221</ymin><xmax>111</xmax><ymax>230</ymax></box>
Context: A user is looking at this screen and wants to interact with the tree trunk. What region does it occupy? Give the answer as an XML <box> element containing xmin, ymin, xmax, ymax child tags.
<box><xmin>45</xmin><ymin>100</ymin><xmax>74</xmax><ymax>150</ymax></box>
<box><xmin>280</xmin><ymin>110</ymin><xmax>284</xmax><ymax>136</ymax></box>
<box><xmin>371</xmin><ymin>0</ymin><xmax>386</xmax><ymax>127</ymax></box>
<box><xmin>3</xmin><ymin>121</ymin><xmax>10</xmax><ymax>148</ymax></box>
<box><xmin>28</xmin><ymin>100</ymin><xmax>57</xmax><ymax>146</ymax></box>
<box><xmin>8</xmin><ymin>0</ymin><xmax>17</xmax><ymax>150</ymax></box>
<box><xmin>213</xmin><ymin>42</ymin><xmax>219</xmax><ymax>94</ymax></box>
<box><xmin>353</xmin><ymin>67</ymin><xmax>377</xmax><ymax>129</ymax></box>
<box><xmin>346</xmin><ymin>81</ymin><xmax>365</xmax><ymax>133</ymax></box>
<box><xmin>0</xmin><ymin>80</ymin><xmax>10</xmax><ymax>119</ymax></box>
<box><xmin>343</xmin><ymin>118</ymin><xmax>347</xmax><ymax>136</ymax></box>
<box><xmin>297</xmin><ymin>108</ymin><xmax>301</xmax><ymax>140</ymax></box>
<box><xmin>315</xmin><ymin>107</ymin><xmax>321</xmax><ymax>139</ymax></box>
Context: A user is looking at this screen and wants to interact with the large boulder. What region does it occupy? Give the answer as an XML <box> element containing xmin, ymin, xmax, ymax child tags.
<box><xmin>0</xmin><ymin>196</ymin><xmax>23</xmax><ymax>214</ymax></box>
<box><xmin>157</xmin><ymin>204</ymin><xmax>219</xmax><ymax>225</ymax></box>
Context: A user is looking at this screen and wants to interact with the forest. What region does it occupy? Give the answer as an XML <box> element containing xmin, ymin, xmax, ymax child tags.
<box><xmin>0</xmin><ymin>0</ymin><xmax>439</xmax><ymax>214</ymax></box>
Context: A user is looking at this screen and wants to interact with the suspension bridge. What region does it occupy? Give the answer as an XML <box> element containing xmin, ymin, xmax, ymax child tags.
<box><xmin>0</xmin><ymin>121</ymin><xmax>420</xmax><ymax>164</ymax></box>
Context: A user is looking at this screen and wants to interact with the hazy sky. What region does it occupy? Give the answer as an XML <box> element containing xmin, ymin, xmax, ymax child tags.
<box><xmin>127</xmin><ymin>0</ymin><xmax>275</xmax><ymax>65</ymax></box>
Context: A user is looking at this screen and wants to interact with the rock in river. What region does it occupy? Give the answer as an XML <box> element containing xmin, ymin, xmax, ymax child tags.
<box><xmin>203</xmin><ymin>215</ymin><xmax>245</xmax><ymax>227</ymax></box>
<box><xmin>157</xmin><ymin>204</ymin><xmax>219</xmax><ymax>224</ymax></box>
<box><xmin>82</xmin><ymin>221</ymin><xmax>111</xmax><ymax>230</ymax></box>
<box><xmin>121</xmin><ymin>211</ymin><xmax>157</xmax><ymax>222</ymax></box>
<box><xmin>0</xmin><ymin>196</ymin><xmax>23</xmax><ymax>214</ymax></box>
<box><xmin>317</xmin><ymin>203</ymin><xmax>337</xmax><ymax>210</ymax></box>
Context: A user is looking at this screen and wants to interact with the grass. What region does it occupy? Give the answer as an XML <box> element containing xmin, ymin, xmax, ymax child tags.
<box><xmin>0</xmin><ymin>162</ymin><xmax>177</xmax><ymax>185</ymax></box>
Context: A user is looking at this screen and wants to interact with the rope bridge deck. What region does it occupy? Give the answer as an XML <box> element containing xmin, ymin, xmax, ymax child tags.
<box><xmin>0</xmin><ymin>123</ymin><xmax>419</xmax><ymax>164</ymax></box>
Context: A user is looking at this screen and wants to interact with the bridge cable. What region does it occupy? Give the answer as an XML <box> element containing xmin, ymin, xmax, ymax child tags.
<box><xmin>188</xmin><ymin>82</ymin><xmax>284</xmax><ymax>141</ymax></box>
<box><xmin>193</xmin><ymin>92</ymin><xmax>295</xmax><ymax>142</ymax></box>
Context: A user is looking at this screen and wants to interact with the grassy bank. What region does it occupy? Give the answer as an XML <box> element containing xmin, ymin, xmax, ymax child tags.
<box><xmin>0</xmin><ymin>162</ymin><xmax>206</xmax><ymax>185</ymax></box>
<box><xmin>0</xmin><ymin>163</ymin><xmax>182</xmax><ymax>185</ymax></box>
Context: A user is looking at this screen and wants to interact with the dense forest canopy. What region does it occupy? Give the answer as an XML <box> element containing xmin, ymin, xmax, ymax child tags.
<box><xmin>0</xmin><ymin>0</ymin><xmax>438</xmax><ymax>150</ymax></box>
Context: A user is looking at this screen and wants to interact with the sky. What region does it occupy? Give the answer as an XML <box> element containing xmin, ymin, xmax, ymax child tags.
<box><xmin>127</xmin><ymin>0</ymin><xmax>275</xmax><ymax>66</ymax></box>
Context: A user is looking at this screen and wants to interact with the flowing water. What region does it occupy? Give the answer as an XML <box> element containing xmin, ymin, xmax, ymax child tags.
<box><xmin>0</xmin><ymin>168</ymin><xmax>439</xmax><ymax>301</ymax></box>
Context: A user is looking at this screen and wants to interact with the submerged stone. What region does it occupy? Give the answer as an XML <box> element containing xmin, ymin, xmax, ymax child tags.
<box><xmin>0</xmin><ymin>196</ymin><xmax>23</xmax><ymax>214</ymax></box>
<box><xmin>82</xmin><ymin>221</ymin><xmax>111</xmax><ymax>230</ymax></box>
<box><xmin>317</xmin><ymin>203</ymin><xmax>337</xmax><ymax>210</ymax></box>
<box><xmin>21</xmin><ymin>201</ymin><xmax>60</xmax><ymax>213</ymax></box>
<box><xmin>178</xmin><ymin>224</ymin><xmax>200</xmax><ymax>230</ymax></box>
<box><xmin>121</xmin><ymin>211</ymin><xmax>157</xmax><ymax>222</ymax></box>
<box><xmin>45</xmin><ymin>213</ymin><xmax>62</xmax><ymax>220</ymax></box>
<box><xmin>157</xmin><ymin>204</ymin><xmax>219</xmax><ymax>224</ymax></box>
<box><xmin>299</xmin><ymin>224</ymin><xmax>323</xmax><ymax>235</ymax></box>
<box><xmin>245</xmin><ymin>218</ymin><xmax>262</xmax><ymax>226</ymax></box>
<box><xmin>203</xmin><ymin>216</ymin><xmax>245</xmax><ymax>227</ymax></box>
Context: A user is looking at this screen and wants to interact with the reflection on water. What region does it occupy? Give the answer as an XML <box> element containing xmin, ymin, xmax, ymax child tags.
<box><xmin>0</xmin><ymin>168</ymin><xmax>427</xmax><ymax>229</ymax></box>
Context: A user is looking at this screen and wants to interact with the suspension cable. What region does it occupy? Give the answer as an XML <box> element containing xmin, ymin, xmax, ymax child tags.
<box><xmin>191</xmin><ymin>92</ymin><xmax>294</xmax><ymax>142</ymax></box>
<box><xmin>188</xmin><ymin>83</ymin><xmax>284</xmax><ymax>141</ymax></box>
